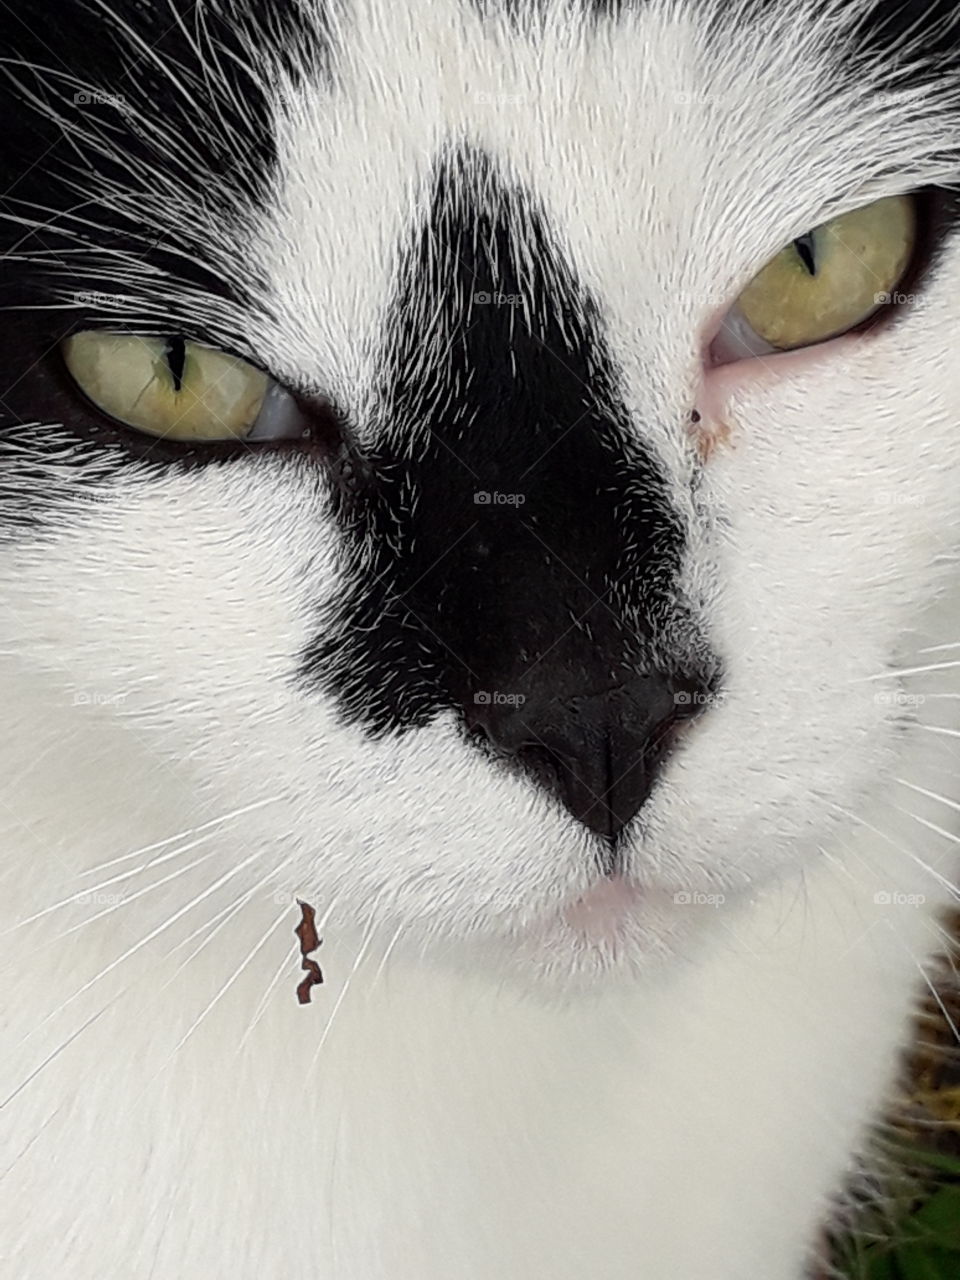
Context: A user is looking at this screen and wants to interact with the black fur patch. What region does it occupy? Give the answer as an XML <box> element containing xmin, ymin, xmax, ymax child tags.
<box><xmin>303</xmin><ymin>150</ymin><xmax>718</xmax><ymax>839</ymax></box>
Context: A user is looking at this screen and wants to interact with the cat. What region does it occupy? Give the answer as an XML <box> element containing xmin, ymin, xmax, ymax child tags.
<box><xmin>2</xmin><ymin>1</ymin><xmax>960</xmax><ymax>1277</ymax></box>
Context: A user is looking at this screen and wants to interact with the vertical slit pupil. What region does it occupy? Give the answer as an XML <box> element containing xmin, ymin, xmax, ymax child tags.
<box><xmin>165</xmin><ymin>336</ymin><xmax>186</xmax><ymax>392</ymax></box>
<box><xmin>794</xmin><ymin>233</ymin><xmax>817</xmax><ymax>277</ymax></box>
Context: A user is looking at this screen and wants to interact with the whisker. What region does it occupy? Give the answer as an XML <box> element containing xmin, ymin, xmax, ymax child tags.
<box><xmin>0</xmin><ymin>998</ymin><xmax>117</xmax><ymax>1111</ymax></box>
<box><xmin>917</xmin><ymin>962</ymin><xmax>960</xmax><ymax>1046</ymax></box>
<box><xmin>308</xmin><ymin>917</ymin><xmax>379</xmax><ymax>1076</ymax></box>
<box><xmin>73</xmin><ymin>796</ymin><xmax>279</xmax><ymax>878</ymax></box>
<box><xmin>852</xmin><ymin>660</ymin><xmax>960</xmax><ymax>682</ymax></box>
<box><xmin>0</xmin><ymin>1103</ymin><xmax>64</xmax><ymax>1184</ymax></box>
<box><xmin>895</xmin><ymin>778</ymin><xmax>960</xmax><ymax>815</ymax></box>
<box><xmin>160</xmin><ymin>861</ymin><xmax>292</xmax><ymax>987</ymax></box>
<box><xmin>144</xmin><ymin>906</ymin><xmax>292</xmax><ymax>1086</ymax></box>
<box><xmin>817</xmin><ymin>844</ymin><xmax>862</xmax><ymax>885</ymax></box>
<box><xmin>61</xmin><ymin>850</ymin><xmax>222</xmax><ymax>936</ymax></box>
<box><xmin>826</xmin><ymin>800</ymin><xmax>960</xmax><ymax>901</ymax></box>
<box><xmin>237</xmin><ymin>939</ymin><xmax>299</xmax><ymax>1052</ymax></box>
<box><xmin>370</xmin><ymin>919</ymin><xmax>405</xmax><ymax>993</ymax></box>
<box><xmin>1</xmin><ymin>845</ymin><xmax>220</xmax><ymax>938</ymax></box>
<box><xmin>13</xmin><ymin>846</ymin><xmax>269</xmax><ymax>1049</ymax></box>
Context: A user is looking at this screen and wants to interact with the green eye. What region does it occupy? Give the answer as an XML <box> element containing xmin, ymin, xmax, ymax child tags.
<box><xmin>62</xmin><ymin>332</ymin><xmax>269</xmax><ymax>441</ymax></box>
<box><xmin>735</xmin><ymin>195</ymin><xmax>916</xmax><ymax>351</ymax></box>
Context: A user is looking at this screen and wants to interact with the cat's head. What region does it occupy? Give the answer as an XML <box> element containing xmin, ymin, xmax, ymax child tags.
<box><xmin>3</xmin><ymin>0</ymin><xmax>960</xmax><ymax>988</ymax></box>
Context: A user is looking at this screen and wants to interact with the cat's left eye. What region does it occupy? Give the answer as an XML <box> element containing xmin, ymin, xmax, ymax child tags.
<box><xmin>714</xmin><ymin>194</ymin><xmax>917</xmax><ymax>361</ymax></box>
<box><xmin>61</xmin><ymin>332</ymin><xmax>305</xmax><ymax>443</ymax></box>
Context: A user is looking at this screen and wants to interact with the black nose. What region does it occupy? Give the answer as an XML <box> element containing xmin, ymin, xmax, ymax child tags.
<box><xmin>468</xmin><ymin>673</ymin><xmax>704</xmax><ymax>838</ymax></box>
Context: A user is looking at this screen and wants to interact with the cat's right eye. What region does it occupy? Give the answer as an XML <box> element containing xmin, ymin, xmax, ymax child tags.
<box><xmin>61</xmin><ymin>332</ymin><xmax>306</xmax><ymax>444</ymax></box>
<box><xmin>712</xmin><ymin>194</ymin><xmax>918</xmax><ymax>361</ymax></box>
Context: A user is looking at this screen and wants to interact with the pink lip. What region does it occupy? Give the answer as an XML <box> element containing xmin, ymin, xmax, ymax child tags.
<box><xmin>561</xmin><ymin>875</ymin><xmax>645</xmax><ymax>941</ymax></box>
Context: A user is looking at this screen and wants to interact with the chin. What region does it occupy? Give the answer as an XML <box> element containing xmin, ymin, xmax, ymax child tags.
<box><xmin>348</xmin><ymin>869</ymin><xmax>722</xmax><ymax>999</ymax></box>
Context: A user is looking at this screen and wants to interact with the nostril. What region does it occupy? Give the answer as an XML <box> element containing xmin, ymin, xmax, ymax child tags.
<box><xmin>463</xmin><ymin>672</ymin><xmax>720</xmax><ymax>836</ymax></box>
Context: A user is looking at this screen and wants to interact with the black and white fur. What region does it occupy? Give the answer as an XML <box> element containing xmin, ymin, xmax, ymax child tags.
<box><xmin>2</xmin><ymin>1</ymin><xmax>960</xmax><ymax>1276</ymax></box>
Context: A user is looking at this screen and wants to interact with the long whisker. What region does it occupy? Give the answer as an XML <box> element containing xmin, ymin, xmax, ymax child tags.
<box><xmin>895</xmin><ymin>777</ymin><xmax>960</xmax><ymax>814</ymax></box>
<box><xmin>237</xmin><ymin>933</ymin><xmax>299</xmax><ymax>1052</ymax></box>
<box><xmin>852</xmin><ymin>660</ymin><xmax>960</xmax><ymax>682</ymax></box>
<box><xmin>0</xmin><ymin>998</ymin><xmax>117</xmax><ymax>1111</ymax></box>
<box><xmin>145</xmin><ymin>906</ymin><xmax>292</xmax><ymax>1086</ymax></box>
<box><xmin>62</xmin><ymin>850</ymin><xmax>222</xmax><ymax>936</ymax></box>
<box><xmin>0</xmin><ymin>1103</ymin><xmax>64</xmax><ymax>1184</ymax></box>
<box><xmin>370</xmin><ymin>919</ymin><xmax>405</xmax><ymax>994</ymax></box>
<box><xmin>73</xmin><ymin>796</ymin><xmax>279</xmax><ymax>878</ymax></box>
<box><xmin>826</xmin><ymin>800</ymin><xmax>960</xmax><ymax>902</ymax></box>
<box><xmin>0</xmin><ymin>845</ymin><xmax>220</xmax><ymax>944</ymax></box>
<box><xmin>160</xmin><ymin>862</ymin><xmax>292</xmax><ymax>986</ymax></box>
<box><xmin>14</xmin><ymin>846</ymin><xmax>269</xmax><ymax>1049</ymax></box>
<box><xmin>308</xmin><ymin>916</ymin><xmax>379</xmax><ymax>1075</ymax></box>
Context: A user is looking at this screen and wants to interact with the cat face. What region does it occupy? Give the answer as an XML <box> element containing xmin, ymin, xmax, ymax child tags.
<box><xmin>3</xmin><ymin>0</ymin><xmax>960</xmax><ymax>986</ymax></box>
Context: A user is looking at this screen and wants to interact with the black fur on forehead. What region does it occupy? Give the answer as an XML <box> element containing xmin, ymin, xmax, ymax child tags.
<box><xmin>303</xmin><ymin>148</ymin><xmax>717</xmax><ymax>742</ymax></box>
<box><xmin>0</xmin><ymin>0</ymin><xmax>331</xmax><ymax>326</ymax></box>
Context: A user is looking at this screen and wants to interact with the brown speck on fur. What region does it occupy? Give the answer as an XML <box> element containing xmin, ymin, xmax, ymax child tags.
<box><xmin>295</xmin><ymin>899</ymin><xmax>324</xmax><ymax>1004</ymax></box>
<box><xmin>696</xmin><ymin>418</ymin><xmax>733</xmax><ymax>462</ymax></box>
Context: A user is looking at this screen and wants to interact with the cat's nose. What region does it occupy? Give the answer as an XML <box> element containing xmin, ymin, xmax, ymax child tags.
<box><xmin>468</xmin><ymin>673</ymin><xmax>704</xmax><ymax>838</ymax></box>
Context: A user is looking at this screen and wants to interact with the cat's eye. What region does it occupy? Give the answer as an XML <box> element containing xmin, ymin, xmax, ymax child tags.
<box><xmin>61</xmin><ymin>332</ymin><xmax>304</xmax><ymax>443</ymax></box>
<box><xmin>716</xmin><ymin>195</ymin><xmax>917</xmax><ymax>359</ymax></box>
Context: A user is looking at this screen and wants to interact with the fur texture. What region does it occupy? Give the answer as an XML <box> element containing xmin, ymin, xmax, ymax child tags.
<box><xmin>2</xmin><ymin>1</ymin><xmax>960</xmax><ymax>1276</ymax></box>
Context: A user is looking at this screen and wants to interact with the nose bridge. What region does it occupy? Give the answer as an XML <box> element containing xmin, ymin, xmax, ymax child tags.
<box><xmin>303</xmin><ymin>146</ymin><xmax>720</xmax><ymax>799</ymax></box>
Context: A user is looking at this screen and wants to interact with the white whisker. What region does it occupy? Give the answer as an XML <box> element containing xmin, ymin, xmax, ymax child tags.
<box><xmin>853</xmin><ymin>660</ymin><xmax>960</xmax><ymax>682</ymax></box>
<box><xmin>895</xmin><ymin>778</ymin><xmax>960</xmax><ymax>814</ymax></box>
<box><xmin>73</xmin><ymin>796</ymin><xmax>279</xmax><ymax>878</ymax></box>
<box><xmin>370</xmin><ymin>919</ymin><xmax>405</xmax><ymax>993</ymax></box>
<box><xmin>0</xmin><ymin>999</ymin><xmax>117</xmax><ymax>1112</ymax></box>
<box><xmin>2</xmin><ymin>846</ymin><xmax>219</xmax><ymax>938</ymax></box>
<box><xmin>308</xmin><ymin>918</ymin><xmax>379</xmax><ymax>1075</ymax></box>
<box><xmin>161</xmin><ymin>862</ymin><xmax>293</xmax><ymax>987</ymax></box>
<box><xmin>827</xmin><ymin>800</ymin><xmax>960</xmax><ymax>901</ymax></box>
<box><xmin>14</xmin><ymin>846</ymin><xmax>269</xmax><ymax>1049</ymax></box>
<box><xmin>146</xmin><ymin>907</ymin><xmax>292</xmax><ymax>1084</ymax></box>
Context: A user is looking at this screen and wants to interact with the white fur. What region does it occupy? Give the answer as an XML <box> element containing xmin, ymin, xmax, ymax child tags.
<box><xmin>3</xmin><ymin>1</ymin><xmax>960</xmax><ymax>1276</ymax></box>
